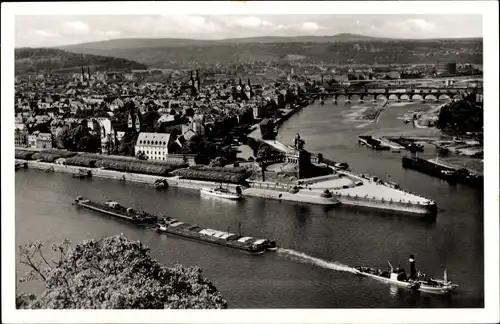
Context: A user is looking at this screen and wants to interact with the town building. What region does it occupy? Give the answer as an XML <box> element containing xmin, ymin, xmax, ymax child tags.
<box><xmin>252</xmin><ymin>105</ymin><xmax>268</xmax><ymax>119</ymax></box>
<box><xmin>98</xmin><ymin>118</ymin><xmax>115</xmax><ymax>155</ymax></box>
<box><xmin>436</xmin><ymin>62</ymin><xmax>457</xmax><ymax>76</ymax></box>
<box><xmin>134</xmin><ymin>132</ymin><xmax>175</xmax><ymax>161</ymax></box>
<box><xmin>15</xmin><ymin>127</ymin><xmax>28</xmax><ymax>147</ymax></box>
<box><xmin>182</xmin><ymin>114</ymin><xmax>206</xmax><ymax>139</ymax></box>
<box><xmin>116</xmin><ymin>131</ymin><xmax>126</xmax><ymax>143</ymax></box>
<box><xmin>28</xmin><ymin>131</ymin><xmax>53</xmax><ymax>149</ymax></box>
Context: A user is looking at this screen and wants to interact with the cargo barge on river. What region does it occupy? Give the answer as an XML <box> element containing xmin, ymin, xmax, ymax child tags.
<box><xmin>157</xmin><ymin>216</ymin><xmax>277</xmax><ymax>255</ymax></box>
<box><xmin>74</xmin><ymin>196</ymin><xmax>157</xmax><ymax>224</ymax></box>
<box><xmin>402</xmin><ymin>156</ymin><xmax>483</xmax><ymax>188</ymax></box>
<box><xmin>358</xmin><ymin>136</ymin><xmax>390</xmax><ymax>151</ymax></box>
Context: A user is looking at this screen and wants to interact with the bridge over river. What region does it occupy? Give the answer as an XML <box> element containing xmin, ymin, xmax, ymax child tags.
<box><xmin>303</xmin><ymin>86</ymin><xmax>482</xmax><ymax>102</ymax></box>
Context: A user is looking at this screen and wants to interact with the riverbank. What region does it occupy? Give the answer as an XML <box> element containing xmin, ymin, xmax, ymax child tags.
<box><xmin>20</xmin><ymin>159</ymin><xmax>243</xmax><ymax>191</ymax></box>
<box><xmin>275</xmin><ymin>99</ymin><xmax>311</xmax><ymax>130</ymax></box>
<box><xmin>18</xmin><ymin>159</ymin><xmax>345</xmax><ymax>206</ymax></box>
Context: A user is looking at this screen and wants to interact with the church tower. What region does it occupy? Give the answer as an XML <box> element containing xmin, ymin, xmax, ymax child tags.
<box><xmin>190</xmin><ymin>71</ymin><xmax>198</xmax><ymax>97</ymax></box>
<box><xmin>134</xmin><ymin>112</ymin><xmax>141</xmax><ymax>132</ymax></box>
<box><xmin>195</xmin><ymin>69</ymin><xmax>201</xmax><ymax>91</ymax></box>
<box><xmin>127</xmin><ymin>104</ymin><xmax>141</xmax><ymax>132</ymax></box>
<box><xmin>244</xmin><ymin>77</ymin><xmax>253</xmax><ymax>100</ymax></box>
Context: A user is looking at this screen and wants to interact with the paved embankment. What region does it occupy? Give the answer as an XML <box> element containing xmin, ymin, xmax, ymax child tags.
<box><xmin>301</xmin><ymin>169</ymin><xmax>436</xmax><ymax>215</ymax></box>
<box><xmin>21</xmin><ymin>160</ymin><xmax>242</xmax><ymax>191</ymax></box>
<box><xmin>20</xmin><ymin>160</ymin><xmax>436</xmax><ymax>213</ymax></box>
<box><xmin>242</xmin><ymin>185</ymin><xmax>340</xmax><ymax>206</ymax></box>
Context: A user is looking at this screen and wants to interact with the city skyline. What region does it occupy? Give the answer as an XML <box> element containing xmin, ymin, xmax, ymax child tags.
<box><xmin>15</xmin><ymin>14</ymin><xmax>482</xmax><ymax>48</ymax></box>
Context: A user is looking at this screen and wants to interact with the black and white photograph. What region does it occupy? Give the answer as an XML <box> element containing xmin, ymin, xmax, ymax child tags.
<box><xmin>2</xmin><ymin>1</ymin><xmax>498</xmax><ymax>323</ymax></box>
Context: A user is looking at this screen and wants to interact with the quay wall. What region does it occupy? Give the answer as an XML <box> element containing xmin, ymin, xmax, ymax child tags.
<box><xmin>275</xmin><ymin>101</ymin><xmax>310</xmax><ymax>129</ymax></box>
<box><xmin>22</xmin><ymin>160</ymin><xmax>241</xmax><ymax>191</ymax></box>
<box><xmin>20</xmin><ymin>160</ymin><xmax>436</xmax><ymax>213</ymax></box>
<box><xmin>247</xmin><ymin>180</ymin><xmax>297</xmax><ymax>191</ymax></box>
<box><xmin>331</xmin><ymin>191</ymin><xmax>436</xmax><ymax>215</ymax></box>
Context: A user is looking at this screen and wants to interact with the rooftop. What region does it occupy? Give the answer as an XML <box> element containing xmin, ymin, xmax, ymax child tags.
<box><xmin>136</xmin><ymin>132</ymin><xmax>171</xmax><ymax>147</ymax></box>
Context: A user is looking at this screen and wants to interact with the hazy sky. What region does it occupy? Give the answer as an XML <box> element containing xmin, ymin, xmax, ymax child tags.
<box><xmin>15</xmin><ymin>14</ymin><xmax>482</xmax><ymax>47</ymax></box>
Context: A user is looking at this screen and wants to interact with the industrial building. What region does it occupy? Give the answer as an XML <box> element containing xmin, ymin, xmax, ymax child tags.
<box><xmin>436</xmin><ymin>62</ymin><xmax>457</xmax><ymax>76</ymax></box>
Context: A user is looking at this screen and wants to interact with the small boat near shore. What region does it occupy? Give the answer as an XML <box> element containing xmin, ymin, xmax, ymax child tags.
<box><xmin>157</xmin><ymin>217</ymin><xmax>277</xmax><ymax>254</ymax></box>
<box><xmin>15</xmin><ymin>161</ymin><xmax>27</xmax><ymax>170</ymax></box>
<box><xmin>74</xmin><ymin>196</ymin><xmax>157</xmax><ymax>224</ymax></box>
<box><xmin>353</xmin><ymin>255</ymin><xmax>458</xmax><ymax>295</ymax></box>
<box><xmin>72</xmin><ymin>170</ymin><xmax>92</xmax><ymax>179</ymax></box>
<box><xmin>200</xmin><ymin>186</ymin><xmax>243</xmax><ymax>200</ymax></box>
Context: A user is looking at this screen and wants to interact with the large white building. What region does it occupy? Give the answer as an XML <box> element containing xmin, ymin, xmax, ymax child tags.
<box><xmin>134</xmin><ymin>132</ymin><xmax>175</xmax><ymax>161</ymax></box>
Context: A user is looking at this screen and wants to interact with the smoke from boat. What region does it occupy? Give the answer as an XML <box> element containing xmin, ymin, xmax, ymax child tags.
<box><xmin>277</xmin><ymin>248</ymin><xmax>356</xmax><ymax>273</ymax></box>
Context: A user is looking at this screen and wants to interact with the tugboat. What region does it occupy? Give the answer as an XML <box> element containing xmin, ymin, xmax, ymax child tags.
<box><xmin>353</xmin><ymin>262</ymin><xmax>419</xmax><ymax>290</ymax></box>
<box><xmin>200</xmin><ymin>185</ymin><xmax>243</xmax><ymax>200</ymax></box>
<box><xmin>353</xmin><ymin>255</ymin><xmax>458</xmax><ymax>295</ymax></box>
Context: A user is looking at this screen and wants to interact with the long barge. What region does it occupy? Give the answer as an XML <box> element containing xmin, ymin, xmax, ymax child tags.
<box><xmin>402</xmin><ymin>156</ymin><xmax>483</xmax><ymax>188</ymax></box>
<box><xmin>157</xmin><ymin>216</ymin><xmax>277</xmax><ymax>255</ymax></box>
<box><xmin>73</xmin><ymin>196</ymin><xmax>277</xmax><ymax>255</ymax></box>
<box><xmin>387</xmin><ymin>137</ymin><xmax>424</xmax><ymax>152</ymax></box>
<box><xmin>74</xmin><ymin>196</ymin><xmax>157</xmax><ymax>224</ymax></box>
<box><xmin>358</xmin><ymin>136</ymin><xmax>390</xmax><ymax>151</ymax></box>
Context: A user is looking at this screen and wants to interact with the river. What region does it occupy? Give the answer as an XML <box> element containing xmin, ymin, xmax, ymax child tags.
<box><xmin>15</xmin><ymin>100</ymin><xmax>484</xmax><ymax>308</ymax></box>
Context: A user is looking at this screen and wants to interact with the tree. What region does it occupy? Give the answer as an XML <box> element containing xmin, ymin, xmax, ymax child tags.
<box><xmin>55</xmin><ymin>125</ymin><xmax>100</xmax><ymax>152</ymax></box>
<box><xmin>184</xmin><ymin>107</ymin><xmax>194</xmax><ymax>118</ymax></box>
<box><xmin>136</xmin><ymin>150</ymin><xmax>148</xmax><ymax>160</ymax></box>
<box><xmin>141</xmin><ymin>111</ymin><xmax>159</xmax><ymax>132</ymax></box>
<box><xmin>117</xmin><ymin>131</ymin><xmax>139</xmax><ymax>156</ymax></box>
<box><xmin>17</xmin><ymin>234</ymin><xmax>227</xmax><ymax>309</ymax></box>
<box><xmin>256</xmin><ymin>143</ymin><xmax>272</xmax><ymax>182</ymax></box>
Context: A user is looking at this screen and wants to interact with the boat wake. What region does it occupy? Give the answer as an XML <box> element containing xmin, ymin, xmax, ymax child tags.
<box><xmin>277</xmin><ymin>248</ymin><xmax>356</xmax><ymax>274</ymax></box>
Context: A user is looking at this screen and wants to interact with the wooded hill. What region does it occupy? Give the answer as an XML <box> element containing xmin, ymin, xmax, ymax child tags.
<box><xmin>15</xmin><ymin>48</ymin><xmax>148</xmax><ymax>75</ymax></box>
<box><xmin>56</xmin><ymin>34</ymin><xmax>483</xmax><ymax>67</ymax></box>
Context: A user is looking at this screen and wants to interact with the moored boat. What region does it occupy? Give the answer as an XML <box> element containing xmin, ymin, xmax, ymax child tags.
<box><xmin>157</xmin><ymin>217</ymin><xmax>277</xmax><ymax>254</ymax></box>
<box><xmin>353</xmin><ymin>255</ymin><xmax>458</xmax><ymax>295</ymax></box>
<box><xmin>74</xmin><ymin>196</ymin><xmax>157</xmax><ymax>224</ymax></box>
<box><xmin>358</xmin><ymin>135</ymin><xmax>390</xmax><ymax>151</ymax></box>
<box><xmin>72</xmin><ymin>170</ymin><xmax>92</xmax><ymax>179</ymax></box>
<box><xmin>15</xmin><ymin>161</ymin><xmax>27</xmax><ymax>170</ymax></box>
<box><xmin>200</xmin><ymin>186</ymin><xmax>243</xmax><ymax>200</ymax></box>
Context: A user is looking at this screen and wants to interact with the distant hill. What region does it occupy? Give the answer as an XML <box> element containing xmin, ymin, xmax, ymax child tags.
<box><xmin>55</xmin><ymin>34</ymin><xmax>483</xmax><ymax>68</ymax></box>
<box><xmin>57</xmin><ymin>33</ymin><xmax>382</xmax><ymax>51</ymax></box>
<box><xmin>15</xmin><ymin>48</ymin><xmax>148</xmax><ymax>75</ymax></box>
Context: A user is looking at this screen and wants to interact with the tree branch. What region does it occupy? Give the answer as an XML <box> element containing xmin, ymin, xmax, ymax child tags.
<box><xmin>19</xmin><ymin>250</ymin><xmax>47</xmax><ymax>282</ymax></box>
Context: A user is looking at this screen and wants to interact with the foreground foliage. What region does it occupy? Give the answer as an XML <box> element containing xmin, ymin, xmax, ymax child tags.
<box><xmin>17</xmin><ymin>234</ymin><xmax>228</xmax><ymax>309</ymax></box>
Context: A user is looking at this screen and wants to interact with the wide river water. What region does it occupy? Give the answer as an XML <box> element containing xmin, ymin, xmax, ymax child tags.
<box><xmin>15</xmin><ymin>100</ymin><xmax>484</xmax><ymax>308</ymax></box>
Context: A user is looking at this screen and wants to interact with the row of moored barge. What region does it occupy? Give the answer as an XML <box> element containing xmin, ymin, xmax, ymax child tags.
<box><xmin>74</xmin><ymin>196</ymin><xmax>277</xmax><ymax>255</ymax></box>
